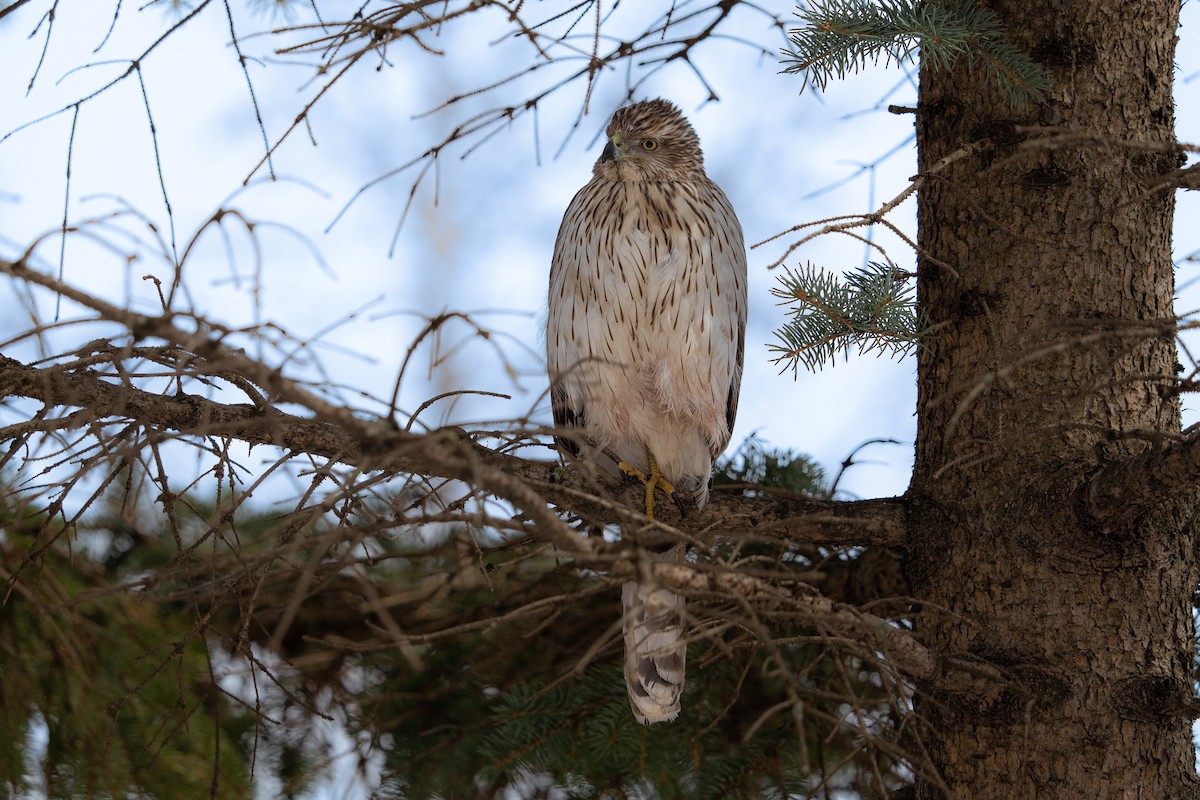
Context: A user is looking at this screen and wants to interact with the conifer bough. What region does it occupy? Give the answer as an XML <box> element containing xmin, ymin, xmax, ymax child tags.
<box><xmin>771</xmin><ymin>261</ymin><xmax>924</xmax><ymax>373</ymax></box>
<box><xmin>784</xmin><ymin>0</ymin><xmax>1052</xmax><ymax>109</ymax></box>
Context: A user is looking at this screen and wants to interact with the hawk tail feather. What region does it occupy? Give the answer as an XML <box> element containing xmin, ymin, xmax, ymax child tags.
<box><xmin>622</xmin><ymin>580</ymin><xmax>686</xmax><ymax>724</ymax></box>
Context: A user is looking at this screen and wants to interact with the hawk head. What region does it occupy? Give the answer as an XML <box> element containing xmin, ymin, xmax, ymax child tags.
<box><xmin>595</xmin><ymin>98</ymin><xmax>706</xmax><ymax>181</ymax></box>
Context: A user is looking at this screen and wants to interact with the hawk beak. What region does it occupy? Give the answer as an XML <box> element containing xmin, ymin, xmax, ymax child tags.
<box><xmin>601</xmin><ymin>135</ymin><xmax>623</xmax><ymax>163</ymax></box>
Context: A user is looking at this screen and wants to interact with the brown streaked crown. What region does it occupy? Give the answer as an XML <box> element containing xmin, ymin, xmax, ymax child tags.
<box><xmin>596</xmin><ymin>98</ymin><xmax>706</xmax><ymax>181</ymax></box>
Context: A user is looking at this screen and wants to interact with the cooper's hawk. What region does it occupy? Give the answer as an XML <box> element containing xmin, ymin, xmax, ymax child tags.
<box><xmin>546</xmin><ymin>98</ymin><xmax>747</xmax><ymax>724</ymax></box>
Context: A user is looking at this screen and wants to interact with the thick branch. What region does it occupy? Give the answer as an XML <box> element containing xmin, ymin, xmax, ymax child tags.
<box><xmin>0</xmin><ymin>353</ymin><xmax>908</xmax><ymax>548</ymax></box>
<box><xmin>0</xmin><ymin>352</ymin><xmax>591</xmax><ymax>556</ymax></box>
<box><xmin>640</xmin><ymin>561</ymin><xmax>934</xmax><ymax>681</ymax></box>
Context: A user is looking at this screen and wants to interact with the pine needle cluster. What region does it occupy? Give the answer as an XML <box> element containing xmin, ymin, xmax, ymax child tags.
<box><xmin>375</xmin><ymin>641</ymin><xmax>901</xmax><ymax>799</ymax></box>
<box><xmin>0</xmin><ymin>492</ymin><xmax>260</xmax><ymax>798</ymax></box>
<box><xmin>771</xmin><ymin>261</ymin><xmax>925</xmax><ymax>374</ymax></box>
<box><xmin>713</xmin><ymin>433</ymin><xmax>830</xmax><ymax>498</ymax></box>
<box><xmin>783</xmin><ymin>0</ymin><xmax>1052</xmax><ymax>109</ymax></box>
<box><xmin>1</xmin><ymin>468</ymin><xmax>911</xmax><ymax>798</ymax></box>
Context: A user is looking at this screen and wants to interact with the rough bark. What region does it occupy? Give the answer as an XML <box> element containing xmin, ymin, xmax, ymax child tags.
<box><xmin>909</xmin><ymin>0</ymin><xmax>1198</xmax><ymax>796</ymax></box>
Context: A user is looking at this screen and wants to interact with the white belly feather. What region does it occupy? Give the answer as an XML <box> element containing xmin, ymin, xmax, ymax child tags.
<box><xmin>547</xmin><ymin>178</ymin><xmax>746</xmax><ymax>506</ymax></box>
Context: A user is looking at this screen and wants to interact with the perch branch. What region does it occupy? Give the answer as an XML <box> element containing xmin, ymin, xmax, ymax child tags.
<box><xmin>0</xmin><ymin>350</ymin><xmax>908</xmax><ymax>549</ymax></box>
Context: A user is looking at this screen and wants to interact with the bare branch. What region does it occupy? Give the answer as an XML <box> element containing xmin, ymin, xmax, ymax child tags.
<box><xmin>0</xmin><ymin>347</ymin><xmax>908</xmax><ymax>549</ymax></box>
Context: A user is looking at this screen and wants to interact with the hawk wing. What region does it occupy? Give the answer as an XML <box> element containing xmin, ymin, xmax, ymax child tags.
<box><xmin>546</xmin><ymin>179</ymin><xmax>602</xmax><ymax>460</ymax></box>
<box><xmin>550</xmin><ymin>384</ymin><xmax>582</xmax><ymax>458</ymax></box>
<box><xmin>707</xmin><ymin>184</ymin><xmax>748</xmax><ymax>461</ymax></box>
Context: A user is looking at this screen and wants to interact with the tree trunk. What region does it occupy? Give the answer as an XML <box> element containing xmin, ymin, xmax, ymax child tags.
<box><xmin>909</xmin><ymin>0</ymin><xmax>1199</xmax><ymax>796</ymax></box>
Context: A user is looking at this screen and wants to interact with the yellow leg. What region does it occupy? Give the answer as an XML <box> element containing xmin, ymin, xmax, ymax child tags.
<box><xmin>617</xmin><ymin>452</ymin><xmax>677</xmax><ymax>519</ymax></box>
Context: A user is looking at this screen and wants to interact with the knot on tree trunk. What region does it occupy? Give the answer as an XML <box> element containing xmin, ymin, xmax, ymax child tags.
<box><xmin>925</xmin><ymin>658</ymin><xmax>1071</xmax><ymax>726</ymax></box>
<box><xmin>1110</xmin><ymin>674</ymin><xmax>1199</xmax><ymax>723</ymax></box>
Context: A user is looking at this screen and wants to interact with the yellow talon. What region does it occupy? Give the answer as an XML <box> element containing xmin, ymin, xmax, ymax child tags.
<box><xmin>618</xmin><ymin>452</ymin><xmax>677</xmax><ymax>519</ymax></box>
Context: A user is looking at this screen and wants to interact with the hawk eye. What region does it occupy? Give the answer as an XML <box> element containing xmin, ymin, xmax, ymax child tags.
<box><xmin>641</xmin><ymin>138</ymin><xmax>659</xmax><ymax>152</ymax></box>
